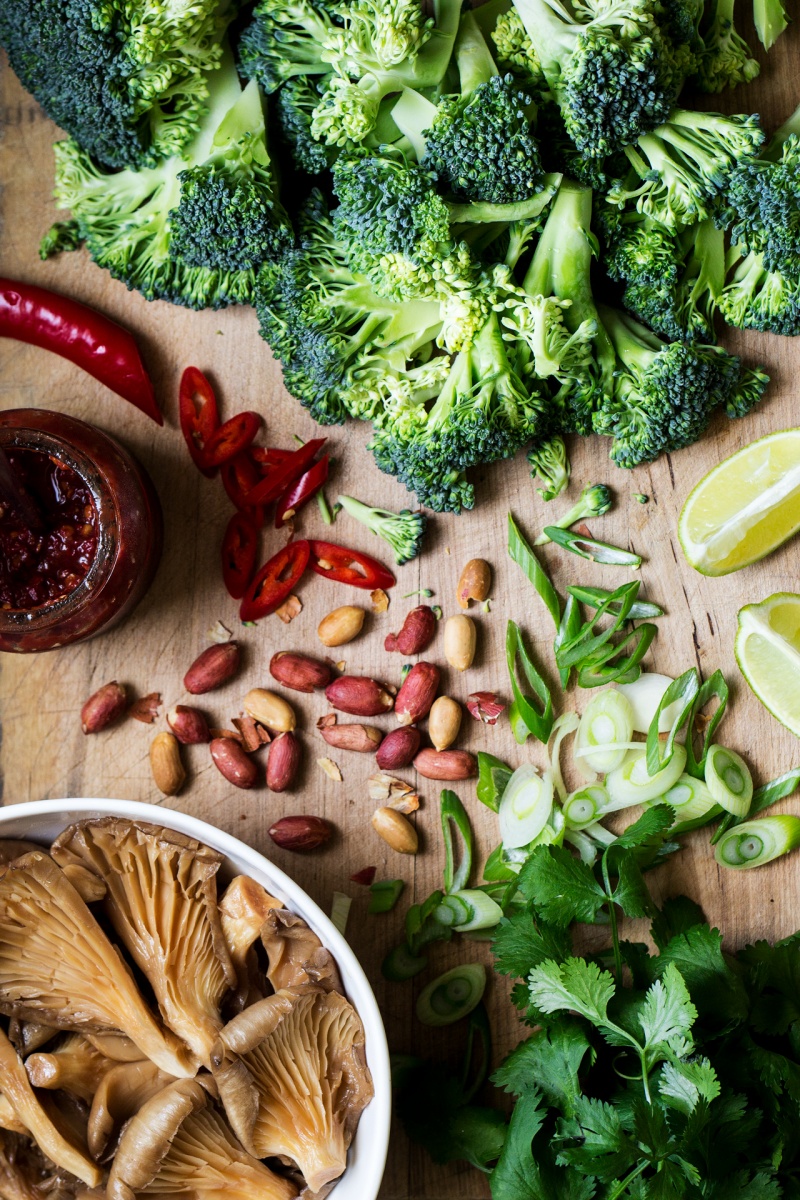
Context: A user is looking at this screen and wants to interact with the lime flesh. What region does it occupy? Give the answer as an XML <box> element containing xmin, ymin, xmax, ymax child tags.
<box><xmin>736</xmin><ymin>593</ymin><xmax>800</xmax><ymax>737</ymax></box>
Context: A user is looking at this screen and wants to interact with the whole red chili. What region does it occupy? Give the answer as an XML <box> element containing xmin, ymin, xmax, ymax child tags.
<box><xmin>243</xmin><ymin>438</ymin><xmax>326</xmax><ymax>508</ymax></box>
<box><xmin>221</xmin><ymin>512</ymin><xmax>260</xmax><ymax>600</ymax></box>
<box><xmin>308</xmin><ymin>539</ymin><xmax>396</xmax><ymax>591</ymax></box>
<box><xmin>275</xmin><ymin>454</ymin><xmax>329</xmax><ymax>528</ymax></box>
<box><xmin>239</xmin><ymin>539</ymin><xmax>311</xmax><ymax>622</ymax></box>
<box><xmin>0</xmin><ymin>277</ymin><xmax>160</xmax><ymax>424</ymax></box>
<box><xmin>202</xmin><ymin>411</ymin><xmax>262</xmax><ymax>469</ymax></box>
<box><xmin>179</xmin><ymin>367</ymin><xmax>219</xmax><ymax>477</ymax></box>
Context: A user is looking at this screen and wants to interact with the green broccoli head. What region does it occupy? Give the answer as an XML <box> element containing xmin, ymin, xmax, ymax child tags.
<box><xmin>692</xmin><ymin>0</ymin><xmax>760</xmax><ymax>93</ymax></box>
<box><xmin>338</xmin><ymin>495</ymin><xmax>428</xmax><ymax>563</ymax></box>
<box><xmin>723</xmin><ymin>134</ymin><xmax>800</xmax><ymax>272</ymax></box>
<box><xmin>237</xmin><ymin>0</ymin><xmax>337</xmax><ymax>93</ymax></box>
<box><xmin>275</xmin><ymin>78</ymin><xmax>337</xmax><ymax>174</ymax></box>
<box><xmin>491</xmin><ymin>8</ymin><xmax>546</xmax><ymax>89</ymax></box>
<box><xmin>528</xmin><ymin>435</ymin><xmax>571</xmax><ymax>501</ymax></box>
<box><xmin>718</xmin><ymin>251</ymin><xmax>800</xmax><ymax>337</ymax></box>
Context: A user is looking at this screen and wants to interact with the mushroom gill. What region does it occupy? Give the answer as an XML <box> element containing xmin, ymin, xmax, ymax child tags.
<box><xmin>0</xmin><ymin>852</ymin><xmax>193</xmax><ymax>1079</ymax></box>
<box><xmin>213</xmin><ymin>989</ymin><xmax>373</xmax><ymax>1194</ymax></box>
<box><xmin>88</xmin><ymin>1059</ymin><xmax>173</xmax><ymax>1162</ymax></box>
<box><xmin>25</xmin><ymin>1036</ymin><xmax>115</xmax><ymax>1105</ymax></box>
<box><xmin>218</xmin><ymin>878</ymin><xmax>281</xmax><ymax>1011</ymax></box>
<box><xmin>51</xmin><ymin>821</ymin><xmax>236</xmax><ymax>1068</ymax></box>
<box><xmin>259</xmin><ymin>911</ymin><xmax>343</xmax><ymax>996</ymax></box>
<box><xmin>107</xmin><ymin>1078</ymin><xmax>296</xmax><ymax>1200</ymax></box>
<box><xmin>0</xmin><ymin>1029</ymin><xmax>101</xmax><ymax>1188</ymax></box>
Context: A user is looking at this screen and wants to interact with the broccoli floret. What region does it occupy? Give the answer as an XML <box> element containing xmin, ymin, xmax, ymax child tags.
<box><xmin>722</xmin><ymin>105</ymin><xmax>800</xmax><ymax>272</ymax></box>
<box><xmin>528</xmin><ymin>435</ymin><xmax>571</xmax><ymax>500</ymax></box>
<box><xmin>0</xmin><ymin>0</ymin><xmax>237</xmax><ymax>169</ymax></box>
<box><xmin>338</xmin><ymin>496</ymin><xmax>427</xmax><ymax>563</ymax></box>
<box><xmin>607</xmin><ymin>108</ymin><xmax>765</xmax><ymax>232</ymax></box>
<box><xmin>753</xmin><ymin>0</ymin><xmax>789</xmax><ymax>49</ymax></box>
<box><xmin>592</xmin><ymin>306</ymin><xmax>761</xmax><ymax>467</ymax></box>
<box><xmin>491</xmin><ymin>7</ymin><xmax>546</xmax><ymax>89</ymax></box>
<box><xmin>693</xmin><ymin>0</ymin><xmax>760</xmax><ymax>93</ymax></box>
<box><xmin>50</xmin><ymin>63</ymin><xmax>293</xmax><ymax>309</ymax></box>
<box><xmin>718</xmin><ymin>249</ymin><xmax>800</xmax><ymax>336</ymax></box>
<box><xmin>38</xmin><ymin>221</ymin><xmax>82</xmax><ymax>260</ymax></box>
<box><xmin>275</xmin><ymin>79</ymin><xmax>338</xmax><ymax>174</ymax></box>
<box><xmin>510</xmin><ymin>0</ymin><xmax>690</xmax><ymax>160</ymax></box>
<box><xmin>535</xmin><ymin>483</ymin><xmax>612</xmax><ymax>543</ymax></box>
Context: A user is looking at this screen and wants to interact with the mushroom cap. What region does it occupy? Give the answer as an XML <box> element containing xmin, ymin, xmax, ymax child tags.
<box><xmin>259</xmin><ymin>911</ymin><xmax>343</xmax><ymax>996</ymax></box>
<box><xmin>51</xmin><ymin>820</ymin><xmax>236</xmax><ymax>1069</ymax></box>
<box><xmin>214</xmin><ymin>989</ymin><xmax>373</xmax><ymax>1193</ymax></box>
<box><xmin>108</xmin><ymin>1077</ymin><xmax>295</xmax><ymax>1200</ymax></box>
<box><xmin>0</xmin><ymin>852</ymin><xmax>193</xmax><ymax>1079</ymax></box>
<box><xmin>88</xmin><ymin>1059</ymin><xmax>173</xmax><ymax>1162</ymax></box>
<box><xmin>219</xmin><ymin>878</ymin><xmax>282</xmax><ymax>1013</ymax></box>
<box><xmin>0</xmin><ymin>842</ymin><xmax>42</xmax><ymax>865</ymax></box>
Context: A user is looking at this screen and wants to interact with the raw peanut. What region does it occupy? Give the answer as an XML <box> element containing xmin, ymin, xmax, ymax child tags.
<box><xmin>371</xmin><ymin>807</ymin><xmax>418</xmax><ymax>854</ymax></box>
<box><xmin>270</xmin><ymin>651</ymin><xmax>332</xmax><ymax>694</ymax></box>
<box><xmin>376</xmin><ymin>727</ymin><xmax>421</xmax><ymax>771</ymax></box>
<box><xmin>444</xmin><ymin>614</ymin><xmax>477</xmax><ymax>671</ymax></box>
<box><xmin>384</xmin><ymin>605</ymin><xmax>436</xmax><ymax>655</ymax></box>
<box><xmin>317</xmin><ymin>605</ymin><xmax>365</xmax><ymax>647</ymax></box>
<box><xmin>184</xmin><ymin>642</ymin><xmax>240</xmax><ymax>694</ymax></box>
<box><xmin>395</xmin><ymin>661</ymin><xmax>440</xmax><ymax>726</ymax></box>
<box><xmin>243</xmin><ymin>688</ymin><xmax>296</xmax><ymax>732</ymax></box>
<box><xmin>318</xmin><ymin>721</ymin><xmax>383</xmax><ymax>753</ymax></box>
<box><xmin>149</xmin><ymin>732</ymin><xmax>185</xmax><ymax>796</ymax></box>
<box><xmin>210</xmin><ymin>738</ymin><xmax>258</xmax><ymax>789</ymax></box>
<box><xmin>129</xmin><ymin>693</ymin><xmax>161</xmax><ymax>724</ymax></box>
<box><xmin>457</xmin><ymin>558</ymin><xmax>492</xmax><ymax>609</ymax></box>
<box><xmin>267</xmin><ymin>732</ymin><xmax>301</xmax><ymax>793</ymax></box>
<box><xmin>413</xmin><ymin>747</ymin><xmax>477</xmax><ymax>781</ymax></box>
<box><xmin>325</xmin><ymin>676</ymin><xmax>394</xmax><ymax>717</ymax></box>
<box><xmin>429</xmin><ymin>696</ymin><xmax>462</xmax><ymax>751</ymax></box>
<box><xmin>269</xmin><ymin>815</ymin><xmax>333</xmax><ymax>852</ymax></box>
<box><xmin>166</xmin><ymin>705</ymin><xmax>210</xmax><ymax>745</ymax></box>
<box><xmin>81</xmin><ymin>681</ymin><xmax>127</xmax><ymax>734</ymax></box>
<box><xmin>232</xmin><ymin>715</ymin><xmax>270</xmax><ymax>752</ymax></box>
<box><xmin>317</xmin><ymin>757</ymin><xmax>343</xmax><ymax>782</ymax></box>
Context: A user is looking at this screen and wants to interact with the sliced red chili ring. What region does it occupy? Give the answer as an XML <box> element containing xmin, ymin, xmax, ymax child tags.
<box><xmin>243</xmin><ymin>438</ymin><xmax>326</xmax><ymax>508</ymax></box>
<box><xmin>251</xmin><ymin>447</ymin><xmax>296</xmax><ymax>469</ymax></box>
<box><xmin>221</xmin><ymin>451</ymin><xmax>262</xmax><ymax>508</ymax></box>
<box><xmin>179</xmin><ymin>366</ymin><xmax>219</xmax><ymax>478</ymax></box>
<box><xmin>239</xmin><ymin>539</ymin><xmax>311</xmax><ymax>622</ymax></box>
<box><xmin>308</xmin><ymin>539</ymin><xmax>396</xmax><ymax>591</ymax></box>
<box><xmin>221</xmin><ymin>512</ymin><xmax>260</xmax><ymax>600</ymax></box>
<box><xmin>203</xmin><ymin>411</ymin><xmax>262</xmax><ymax>469</ymax></box>
<box><xmin>275</xmin><ymin>454</ymin><xmax>330</xmax><ymax>528</ymax></box>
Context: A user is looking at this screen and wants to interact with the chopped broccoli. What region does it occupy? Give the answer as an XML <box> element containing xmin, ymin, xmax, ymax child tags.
<box><xmin>592</xmin><ymin>306</ymin><xmax>765</xmax><ymax>468</ymax></box>
<box><xmin>338</xmin><ymin>496</ymin><xmax>427</xmax><ymax>563</ymax></box>
<box><xmin>38</xmin><ymin>221</ymin><xmax>82</xmax><ymax>260</ymax></box>
<box><xmin>535</xmin><ymin>483</ymin><xmax>613</xmax><ymax>543</ymax></box>
<box><xmin>275</xmin><ymin>78</ymin><xmax>338</xmax><ymax>174</ymax></box>
<box><xmin>490</xmin><ymin>7</ymin><xmax>546</xmax><ymax>89</ymax></box>
<box><xmin>718</xmin><ymin>249</ymin><xmax>800</xmax><ymax>336</ymax></box>
<box><xmin>510</xmin><ymin>0</ymin><xmax>691</xmax><ymax>160</ymax></box>
<box><xmin>0</xmin><ymin>0</ymin><xmax>237</xmax><ymax>169</ymax></box>
<box><xmin>607</xmin><ymin>108</ymin><xmax>765</xmax><ymax>232</ymax></box>
<box><xmin>693</xmin><ymin>0</ymin><xmax>760</xmax><ymax>93</ymax></box>
<box><xmin>722</xmin><ymin>103</ymin><xmax>800</xmax><ymax>271</ymax></box>
<box><xmin>528</xmin><ymin>435</ymin><xmax>571</xmax><ymax>501</ymax></box>
<box><xmin>753</xmin><ymin>0</ymin><xmax>789</xmax><ymax>49</ymax></box>
<box><xmin>49</xmin><ymin>63</ymin><xmax>293</xmax><ymax>309</ymax></box>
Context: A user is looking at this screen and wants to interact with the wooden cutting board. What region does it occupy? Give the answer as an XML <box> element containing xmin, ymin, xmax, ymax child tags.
<box><xmin>2</xmin><ymin>27</ymin><xmax>800</xmax><ymax>1197</ymax></box>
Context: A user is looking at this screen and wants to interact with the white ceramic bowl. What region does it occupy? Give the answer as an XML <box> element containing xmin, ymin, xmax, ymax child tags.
<box><xmin>0</xmin><ymin>798</ymin><xmax>391</xmax><ymax>1200</ymax></box>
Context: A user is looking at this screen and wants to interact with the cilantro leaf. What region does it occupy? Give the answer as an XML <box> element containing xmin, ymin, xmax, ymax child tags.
<box><xmin>556</xmin><ymin>1096</ymin><xmax>638</xmax><ymax>1181</ymax></box>
<box><xmin>493</xmin><ymin>1020</ymin><xmax>591</xmax><ymax>1114</ymax></box>
<box><xmin>659</xmin><ymin>1058</ymin><xmax>721</xmax><ymax>1114</ymax></box>
<box><xmin>492</xmin><ymin>910</ymin><xmax>572</xmax><ymax>980</ymax></box>
<box><xmin>638</xmin><ymin>964</ymin><xmax>697</xmax><ymax>1063</ymax></box>
<box><xmin>395</xmin><ymin>1061</ymin><xmax>506</xmax><ymax>1169</ymax></box>
<box><xmin>518</xmin><ymin>845</ymin><xmax>606</xmax><ymax>927</ymax></box>
<box><xmin>705</xmin><ymin>1173</ymin><xmax>782</xmax><ymax>1200</ymax></box>
<box><xmin>739</xmin><ymin>934</ymin><xmax>800</xmax><ymax>1036</ymax></box>
<box><xmin>655</xmin><ymin>925</ymin><xmax>749</xmax><ymax>1028</ymax></box>
<box><xmin>529</xmin><ymin>958</ymin><xmax>616</xmax><ymax>1027</ymax></box>
<box><xmin>491</xmin><ymin>1091</ymin><xmax>595</xmax><ymax>1200</ymax></box>
<box><xmin>612</xmin><ymin>853</ymin><xmax>658</xmax><ymax>920</ymax></box>
<box><xmin>651</xmin><ymin>896</ymin><xmax>707</xmax><ymax>951</ymax></box>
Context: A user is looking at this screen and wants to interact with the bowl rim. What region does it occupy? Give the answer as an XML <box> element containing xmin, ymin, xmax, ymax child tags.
<box><xmin>0</xmin><ymin>797</ymin><xmax>391</xmax><ymax>1200</ymax></box>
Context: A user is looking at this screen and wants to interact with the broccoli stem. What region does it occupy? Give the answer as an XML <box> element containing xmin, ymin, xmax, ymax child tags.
<box><xmin>453</xmin><ymin>10</ymin><xmax>499</xmax><ymax>94</ymax></box>
<box><xmin>511</xmin><ymin>0</ymin><xmax>579</xmax><ymax>85</ymax></box>
<box><xmin>753</xmin><ymin>0</ymin><xmax>789</xmax><ymax>50</ymax></box>
<box><xmin>768</xmin><ymin>101</ymin><xmax>800</xmax><ymax>159</ymax></box>
<box><xmin>534</xmin><ymin>483</ymin><xmax>613</xmax><ymax>544</ymax></box>
<box><xmin>391</xmin><ymin>87</ymin><xmax>439</xmax><ymax>159</ymax></box>
<box><xmin>598</xmin><ymin>305</ymin><xmax>662</xmax><ymax>373</ymax></box>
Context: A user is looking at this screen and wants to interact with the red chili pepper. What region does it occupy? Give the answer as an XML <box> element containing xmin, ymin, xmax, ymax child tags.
<box><xmin>221</xmin><ymin>512</ymin><xmax>260</xmax><ymax>600</ymax></box>
<box><xmin>203</xmin><ymin>411</ymin><xmax>262</xmax><ymax>469</ymax></box>
<box><xmin>243</xmin><ymin>439</ymin><xmax>326</xmax><ymax>508</ymax></box>
<box><xmin>350</xmin><ymin>866</ymin><xmax>377</xmax><ymax>886</ymax></box>
<box><xmin>239</xmin><ymin>539</ymin><xmax>311</xmax><ymax>622</ymax></box>
<box><xmin>0</xmin><ymin>277</ymin><xmax>161</xmax><ymax>424</ymax></box>
<box><xmin>308</xmin><ymin>539</ymin><xmax>396</xmax><ymax>591</ymax></box>
<box><xmin>251</xmin><ymin>447</ymin><xmax>296</xmax><ymax>469</ymax></box>
<box><xmin>220</xmin><ymin>451</ymin><xmax>261</xmax><ymax>510</ymax></box>
<box><xmin>179</xmin><ymin>367</ymin><xmax>219</xmax><ymax>478</ymax></box>
<box><xmin>275</xmin><ymin>455</ymin><xmax>329</xmax><ymax>528</ymax></box>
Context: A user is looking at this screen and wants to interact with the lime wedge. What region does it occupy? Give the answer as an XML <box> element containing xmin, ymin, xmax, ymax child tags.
<box><xmin>736</xmin><ymin>594</ymin><xmax>800</xmax><ymax>736</ymax></box>
<box><xmin>679</xmin><ymin>429</ymin><xmax>800</xmax><ymax>575</ymax></box>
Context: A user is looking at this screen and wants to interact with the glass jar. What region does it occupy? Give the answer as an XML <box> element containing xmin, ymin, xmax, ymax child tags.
<box><xmin>0</xmin><ymin>409</ymin><xmax>162</xmax><ymax>652</ymax></box>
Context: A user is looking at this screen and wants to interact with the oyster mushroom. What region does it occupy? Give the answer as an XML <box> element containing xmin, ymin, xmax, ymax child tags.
<box><xmin>88</xmin><ymin>1059</ymin><xmax>173</xmax><ymax>1162</ymax></box>
<box><xmin>0</xmin><ymin>1028</ymin><xmax>101</xmax><ymax>1187</ymax></box>
<box><xmin>107</xmin><ymin>1077</ymin><xmax>296</xmax><ymax>1200</ymax></box>
<box><xmin>0</xmin><ymin>1131</ymin><xmax>63</xmax><ymax>1200</ymax></box>
<box><xmin>25</xmin><ymin>1035</ymin><xmax>115</xmax><ymax>1104</ymax></box>
<box><xmin>0</xmin><ymin>1096</ymin><xmax>27</xmax><ymax>1136</ymax></box>
<box><xmin>59</xmin><ymin>865</ymin><xmax>107</xmax><ymax>905</ymax></box>
<box><xmin>259</xmin><ymin>911</ymin><xmax>343</xmax><ymax>996</ymax></box>
<box><xmin>219</xmin><ymin>878</ymin><xmax>281</xmax><ymax>1011</ymax></box>
<box><xmin>51</xmin><ymin>821</ymin><xmax>236</xmax><ymax>1068</ymax></box>
<box><xmin>0</xmin><ymin>852</ymin><xmax>193</xmax><ymax>1079</ymax></box>
<box><xmin>8</xmin><ymin>1021</ymin><xmax>58</xmax><ymax>1057</ymax></box>
<box><xmin>213</xmin><ymin>989</ymin><xmax>373</xmax><ymax>1193</ymax></box>
<box><xmin>0</xmin><ymin>842</ymin><xmax>41</xmax><ymax>864</ymax></box>
<box><xmin>84</xmin><ymin>1036</ymin><xmax>142</xmax><ymax>1063</ymax></box>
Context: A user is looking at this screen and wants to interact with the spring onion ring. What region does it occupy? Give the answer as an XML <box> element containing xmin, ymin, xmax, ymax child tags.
<box><xmin>606</xmin><ymin>745</ymin><xmax>688</xmax><ymax>806</ymax></box>
<box><xmin>416</xmin><ymin>964</ymin><xmax>487</xmax><ymax>1026</ymax></box>
<box><xmin>576</xmin><ymin>690</ymin><xmax>635</xmax><ymax>774</ymax></box>
<box><xmin>705</xmin><ymin>745</ymin><xmax>753</xmax><ymax>817</ymax></box>
<box><xmin>499</xmin><ymin>765</ymin><xmax>554</xmax><ymax>849</ymax></box>
<box><xmin>715</xmin><ymin>815</ymin><xmax>800</xmax><ymax>869</ymax></box>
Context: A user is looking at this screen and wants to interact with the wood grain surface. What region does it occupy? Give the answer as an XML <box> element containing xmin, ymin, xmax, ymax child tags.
<box><xmin>2</xmin><ymin>24</ymin><xmax>800</xmax><ymax>1199</ymax></box>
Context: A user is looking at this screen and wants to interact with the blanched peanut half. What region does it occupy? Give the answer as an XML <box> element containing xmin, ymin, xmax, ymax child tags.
<box><xmin>444</xmin><ymin>614</ymin><xmax>476</xmax><ymax>671</ymax></box>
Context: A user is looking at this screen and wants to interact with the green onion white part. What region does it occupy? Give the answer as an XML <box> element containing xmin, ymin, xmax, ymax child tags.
<box><xmin>705</xmin><ymin>745</ymin><xmax>753</xmax><ymax>816</ymax></box>
<box><xmin>715</xmin><ymin>815</ymin><xmax>800</xmax><ymax>869</ymax></box>
<box><xmin>606</xmin><ymin>745</ymin><xmax>688</xmax><ymax>806</ymax></box>
<box><xmin>616</xmin><ymin>673</ymin><xmax>685</xmax><ymax>733</ymax></box>
<box><xmin>329</xmin><ymin>892</ymin><xmax>352</xmax><ymax>937</ymax></box>
<box><xmin>499</xmin><ymin>764</ymin><xmax>554</xmax><ymax>849</ymax></box>
<box><xmin>416</xmin><ymin>964</ymin><xmax>487</xmax><ymax>1026</ymax></box>
<box><xmin>564</xmin><ymin>828</ymin><xmax>598</xmax><ymax>863</ymax></box>
<box><xmin>563</xmin><ymin>785</ymin><xmax>612</xmax><ymax>830</ymax></box>
<box><xmin>576</xmin><ymin>690</ymin><xmax>635</xmax><ymax>774</ymax></box>
<box><xmin>659</xmin><ymin>775</ymin><xmax>719</xmax><ymax>826</ymax></box>
<box><xmin>433</xmin><ymin>889</ymin><xmax>503</xmax><ymax>933</ymax></box>
<box><xmin>547</xmin><ymin>711</ymin><xmax>579</xmax><ymax>800</ymax></box>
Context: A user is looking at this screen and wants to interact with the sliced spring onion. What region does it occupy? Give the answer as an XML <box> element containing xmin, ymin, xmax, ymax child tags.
<box><xmin>606</xmin><ymin>745</ymin><xmax>688</xmax><ymax>807</ymax></box>
<box><xmin>555</xmin><ymin>593</ymin><xmax>581</xmax><ymax>688</ymax></box>
<box><xmin>499</xmin><ymin>765</ymin><xmax>554</xmax><ymax>849</ymax></box>
<box><xmin>576</xmin><ymin>690</ymin><xmax>635</xmax><ymax>774</ymax></box>
<box><xmin>381</xmin><ymin>943</ymin><xmax>428</xmax><ymax>982</ymax></box>
<box><xmin>476</xmin><ymin>752</ymin><xmax>513</xmax><ymax>813</ymax></box>
<box><xmin>330</xmin><ymin>892</ymin><xmax>352</xmax><ymax>937</ymax></box>
<box><xmin>712</xmin><ymin>767</ymin><xmax>800</xmax><ymax>844</ymax></box>
<box><xmin>576</xmin><ymin>622</ymin><xmax>657</xmax><ymax>689</ymax></box>
<box><xmin>483</xmin><ymin>843</ymin><xmax>519</xmax><ymax>882</ymax></box>
<box><xmin>547</xmin><ymin>710</ymin><xmax>580</xmax><ymax>801</ymax></box>
<box><xmin>434</xmin><ymin>889</ymin><xmax>504</xmax><ymax>933</ymax></box>
<box><xmin>660</xmin><ymin>775</ymin><xmax>720</xmax><ymax>829</ymax></box>
<box><xmin>507</xmin><ymin>620</ymin><xmax>554</xmax><ymax>744</ymax></box>
<box><xmin>416</xmin><ymin>964</ymin><xmax>487</xmax><ymax>1027</ymax></box>
<box><xmin>369</xmin><ymin>879</ymin><xmax>405</xmax><ymax>914</ymax></box>
<box><xmin>567</xmin><ymin>584</ymin><xmax>664</xmax><ymax>620</ymax></box>
<box><xmin>646</xmin><ymin>669</ymin><xmax>699</xmax><ymax>775</ymax></box>
<box><xmin>556</xmin><ymin>582</ymin><xmax>640</xmax><ymax>669</ymax></box>
<box><xmin>441</xmin><ymin>789</ymin><xmax>474</xmax><ymax>894</ymax></box>
<box><xmin>543</xmin><ymin>526</ymin><xmax>643</xmax><ymax>568</ymax></box>
<box><xmin>563</xmin><ymin>784</ymin><xmax>612</xmax><ymax>830</ymax></box>
<box><xmin>705</xmin><ymin>745</ymin><xmax>753</xmax><ymax>817</ymax></box>
<box><xmin>583</xmin><ymin>821</ymin><xmax>617</xmax><ymax>847</ymax></box>
<box><xmin>564</xmin><ymin>828</ymin><xmax>599</xmax><ymax>864</ymax></box>
<box><xmin>528</xmin><ymin>804</ymin><xmax>565</xmax><ymax>850</ymax></box>
<box><xmin>616</xmin><ymin>673</ymin><xmax>684</xmax><ymax>733</ymax></box>
<box><xmin>508</xmin><ymin>512</ymin><xmax>561</xmax><ymax>631</ymax></box>
<box><xmin>715</xmin><ymin>815</ymin><xmax>800</xmax><ymax>869</ymax></box>
<box><xmin>685</xmin><ymin>670</ymin><xmax>729</xmax><ymax>779</ymax></box>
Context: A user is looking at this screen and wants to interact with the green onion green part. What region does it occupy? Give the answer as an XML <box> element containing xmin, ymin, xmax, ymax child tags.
<box><xmin>705</xmin><ymin>745</ymin><xmax>753</xmax><ymax>817</ymax></box>
<box><xmin>507</xmin><ymin>620</ymin><xmax>554</xmax><ymax>744</ymax></box>
<box><xmin>685</xmin><ymin>670</ymin><xmax>729</xmax><ymax>779</ymax></box>
<box><xmin>434</xmin><ymin>889</ymin><xmax>503</xmax><ymax>933</ymax></box>
<box><xmin>369</xmin><ymin>879</ymin><xmax>405</xmax><ymax>914</ymax></box>
<box><xmin>646</xmin><ymin>668</ymin><xmax>699</xmax><ymax>775</ymax></box>
<box><xmin>715</xmin><ymin>815</ymin><xmax>800</xmax><ymax>869</ymax></box>
<box><xmin>543</xmin><ymin>526</ymin><xmax>643</xmax><ymax>568</ymax></box>
<box><xmin>508</xmin><ymin>512</ymin><xmax>561</xmax><ymax>631</ymax></box>
<box><xmin>567</xmin><ymin>583</ymin><xmax>664</xmax><ymax>620</ymax></box>
<box><xmin>555</xmin><ymin>593</ymin><xmax>581</xmax><ymax>688</ymax></box>
<box><xmin>441</xmin><ymin>789</ymin><xmax>474</xmax><ymax>894</ymax></box>
<box><xmin>476</xmin><ymin>752</ymin><xmax>513</xmax><ymax>813</ymax></box>
<box><xmin>660</xmin><ymin>775</ymin><xmax>721</xmax><ymax>832</ymax></box>
<box><xmin>381</xmin><ymin>943</ymin><xmax>428</xmax><ymax>982</ymax></box>
<box><xmin>416</xmin><ymin>964</ymin><xmax>487</xmax><ymax>1027</ymax></box>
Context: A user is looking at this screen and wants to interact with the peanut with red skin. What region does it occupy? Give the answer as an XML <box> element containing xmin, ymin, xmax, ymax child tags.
<box><xmin>376</xmin><ymin>727</ymin><xmax>421</xmax><ymax>771</ymax></box>
<box><xmin>267</xmin><ymin>732</ymin><xmax>301</xmax><ymax>793</ymax></box>
<box><xmin>318</xmin><ymin>722</ymin><xmax>383</xmax><ymax>753</ymax></box>
<box><xmin>81</xmin><ymin>682</ymin><xmax>128</xmax><ymax>734</ymax></box>
<box><xmin>184</xmin><ymin>642</ymin><xmax>240</xmax><ymax>694</ymax></box>
<box><xmin>413</xmin><ymin>748</ymin><xmax>477</xmax><ymax>781</ymax></box>
<box><xmin>210</xmin><ymin>738</ymin><xmax>258</xmax><ymax>789</ymax></box>
<box><xmin>395</xmin><ymin>662</ymin><xmax>440</xmax><ymax>726</ymax></box>
<box><xmin>166</xmin><ymin>705</ymin><xmax>210</xmax><ymax>745</ymax></box>
<box><xmin>384</xmin><ymin>606</ymin><xmax>436</xmax><ymax>655</ymax></box>
<box><xmin>269</xmin><ymin>815</ymin><xmax>333</xmax><ymax>852</ymax></box>
<box><xmin>269</xmin><ymin>652</ymin><xmax>332</xmax><ymax>693</ymax></box>
<box><xmin>457</xmin><ymin>559</ymin><xmax>492</xmax><ymax>609</ymax></box>
<box><xmin>325</xmin><ymin>676</ymin><xmax>394</xmax><ymax>717</ymax></box>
